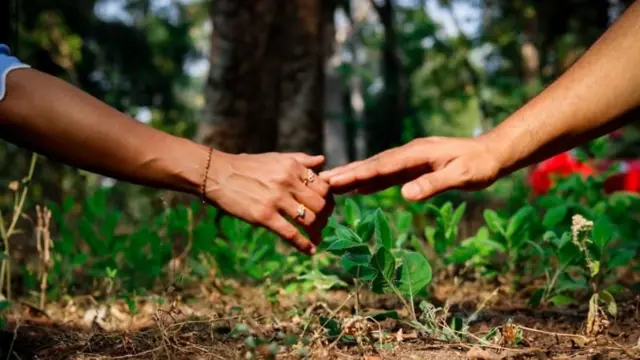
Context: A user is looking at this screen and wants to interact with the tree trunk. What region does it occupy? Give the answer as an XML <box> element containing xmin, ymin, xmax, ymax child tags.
<box><xmin>196</xmin><ymin>0</ymin><xmax>281</xmax><ymax>154</ymax></box>
<box><xmin>197</xmin><ymin>0</ymin><xmax>332</xmax><ymax>156</ymax></box>
<box><xmin>1</xmin><ymin>0</ymin><xmax>16</xmax><ymax>48</ymax></box>
<box><xmin>276</xmin><ymin>0</ymin><xmax>333</xmax><ymax>155</ymax></box>
<box><xmin>0</xmin><ymin>1</ymin><xmax>9</xmax><ymax>46</ymax></box>
<box><xmin>367</xmin><ymin>0</ymin><xmax>406</xmax><ymax>156</ymax></box>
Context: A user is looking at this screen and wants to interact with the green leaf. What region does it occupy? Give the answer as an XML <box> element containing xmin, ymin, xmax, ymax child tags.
<box><xmin>374</xmin><ymin>209</ymin><xmax>393</xmax><ymax>249</ymax></box>
<box><xmin>589</xmin><ymin>260</ymin><xmax>600</xmax><ymax>278</ymax></box>
<box><xmin>344</xmin><ymin>199</ymin><xmax>361</xmax><ymax>227</ymax></box>
<box><xmin>483</xmin><ymin>209</ymin><xmax>505</xmax><ymax>236</ymax></box>
<box><xmin>440</xmin><ymin>202</ymin><xmax>453</xmax><ymax>223</ymax></box>
<box><xmin>450</xmin><ymin>317</ymin><xmax>464</xmax><ymax>332</ymax></box>
<box><xmin>0</xmin><ymin>253</ymin><xmax>9</xmax><ymax>261</ymax></box>
<box><xmin>446</xmin><ymin>245</ymin><xmax>477</xmax><ymax>265</ymax></box>
<box><xmin>340</xmin><ymin>253</ymin><xmax>376</xmax><ymax>280</ymax></box>
<box><xmin>528</xmin><ymin>288</ymin><xmax>544</xmax><ymax>307</ymax></box>
<box><xmin>0</xmin><ymin>300</ymin><xmax>10</xmax><ymax>311</ymax></box>
<box><xmin>371</xmin><ymin>247</ymin><xmax>396</xmax><ymax>294</ymax></box>
<box><xmin>506</xmin><ymin>206</ymin><xmax>534</xmax><ymax>239</ymax></box>
<box><xmin>554</xmin><ymin>232</ymin><xmax>572</xmax><ymax>249</ymax></box>
<box><xmin>592</xmin><ymin>217</ymin><xmax>613</xmax><ymax>250</ymax></box>
<box><xmin>326</xmin><ymin>240</ymin><xmax>369</xmax><ymax>256</ymax></box>
<box><xmin>297</xmin><ymin>270</ymin><xmax>348</xmax><ymax>291</ymax></box>
<box><xmin>367</xmin><ymin>310</ymin><xmax>400</xmax><ymax>321</ymax></box>
<box><xmin>396</xmin><ymin>211</ymin><xmax>413</xmax><ymax>233</ymax></box>
<box><xmin>424</xmin><ymin>226</ymin><xmax>436</xmax><ymax>248</ymax></box>
<box><xmin>423</xmin><ymin>204</ymin><xmax>440</xmax><ymax>218</ymax></box>
<box><xmin>451</xmin><ymin>203</ymin><xmax>467</xmax><ymax>227</ymax></box>
<box><xmin>481</xmin><ymin>327</ymin><xmax>499</xmax><ymax>343</ymax></box>
<box><xmin>599</xmin><ymin>290</ymin><xmax>617</xmax><ymax>316</ymax></box>
<box><xmin>340</xmin><ymin>253</ymin><xmax>371</xmax><ymax>270</ymax></box>
<box><xmin>335</xmin><ymin>225</ymin><xmax>362</xmax><ymax>243</ymax></box>
<box><xmin>398</xmin><ymin>251</ymin><xmax>432</xmax><ymax>297</ymax></box>
<box><xmin>549</xmin><ymin>294</ymin><xmax>575</xmax><ymax>306</ymax></box>
<box><xmin>320</xmin><ymin>317</ymin><xmax>342</xmax><ymax>338</ymax></box>
<box><xmin>543</xmin><ymin>231</ymin><xmax>557</xmax><ymax>244</ymax></box>
<box><xmin>543</xmin><ymin>205</ymin><xmax>568</xmax><ymax>228</ymax></box>
<box><xmin>356</xmin><ymin>215</ymin><xmax>375</xmax><ymax>243</ymax></box>
<box><xmin>608</xmin><ymin>249</ymin><xmax>637</xmax><ymax>268</ymax></box>
<box><xmin>555</xmin><ymin>274</ymin><xmax>588</xmax><ymax>293</ymax></box>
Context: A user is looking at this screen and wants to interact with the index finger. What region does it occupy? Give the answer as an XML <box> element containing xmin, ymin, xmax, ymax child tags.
<box><xmin>327</xmin><ymin>149</ymin><xmax>406</xmax><ymax>188</ymax></box>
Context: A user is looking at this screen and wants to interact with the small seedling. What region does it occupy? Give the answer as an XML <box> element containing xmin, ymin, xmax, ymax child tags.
<box><xmin>323</xmin><ymin>202</ymin><xmax>432</xmax><ymax>321</ymax></box>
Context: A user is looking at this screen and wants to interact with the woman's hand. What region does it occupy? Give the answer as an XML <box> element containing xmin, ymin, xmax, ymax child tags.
<box><xmin>206</xmin><ymin>151</ymin><xmax>333</xmax><ymax>255</ymax></box>
<box><xmin>320</xmin><ymin>137</ymin><xmax>501</xmax><ymax>201</ymax></box>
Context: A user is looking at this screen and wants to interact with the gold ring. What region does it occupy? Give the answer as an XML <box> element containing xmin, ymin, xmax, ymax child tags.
<box><xmin>304</xmin><ymin>169</ymin><xmax>315</xmax><ymax>185</ymax></box>
<box><xmin>296</xmin><ymin>204</ymin><xmax>306</xmax><ymax>219</ymax></box>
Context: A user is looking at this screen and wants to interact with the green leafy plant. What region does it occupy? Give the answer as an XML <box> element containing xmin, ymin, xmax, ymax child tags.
<box><xmin>481</xmin><ymin>205</ymin><xmax>537</xmax><ymax>274</ymax></box>
<box><xmin>417</xmin><ymin>201</ymin><xmax>466</xmax><ymax>262</ymax></box>
<box><xmin>323</xmin><ymin>202</ymin><xmax>432</xmax><ymax>321</ymax></box>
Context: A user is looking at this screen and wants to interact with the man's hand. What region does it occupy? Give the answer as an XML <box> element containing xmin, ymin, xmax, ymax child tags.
<box><xmin>320</xmin><ymin>137</ymin><xmax>502</xmax><ymax>201</ymax></box>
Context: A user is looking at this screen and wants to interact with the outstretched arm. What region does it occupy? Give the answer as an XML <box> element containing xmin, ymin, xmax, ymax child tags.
<box><xmin>0</xmin><ymin>67</ymin><xmax>210</xmax><ymax>195</ymax></box>
<box><xmin>322</xmin><ymin>0</ymin><xmax>640</xmax><ymax>201</ymax></box>
<box><xmin>0</xmin><ymin>55</ymin><xmax>332</xmax><ymax>255</ymax></box>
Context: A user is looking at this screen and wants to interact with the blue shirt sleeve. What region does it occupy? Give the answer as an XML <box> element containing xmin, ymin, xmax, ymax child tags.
<box><xmin>0</xmin><ymin>43</ymin><xmax>30</xmax><ymax>102</ymax></box>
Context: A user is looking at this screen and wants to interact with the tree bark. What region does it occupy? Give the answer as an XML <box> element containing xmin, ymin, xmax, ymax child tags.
<box><xmin>197</xmin><ymin>0</ymin><xmax>332</xmax><ymax>156</ymax></box>
<box><xmin>367</xmin><ymin>0</ymin><xmax>406</xmax><ymax>156</ymax></box>
<box><xmin>197</xmin><ymin>0</ymin><xmax>281</xmax><ymax>154</ymax></box>
<box><xmin>277</xmin><ymin>0</ymin><xmax>333</xmax><ymax>155</ymax></box>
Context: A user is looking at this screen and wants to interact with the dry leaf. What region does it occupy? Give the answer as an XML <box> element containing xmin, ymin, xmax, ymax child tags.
<box><xmin>466</xmin><ymin>345</ymin><xmax>500</xmax><ymax>360</ymax></box>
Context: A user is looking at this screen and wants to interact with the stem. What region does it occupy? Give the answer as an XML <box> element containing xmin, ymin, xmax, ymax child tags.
<box><xmin>391</xmin><ymin>285</ymin><xmax>415</xmax><ymax>322</ymax></box>
<box><xmin>0</xmin><ymin>153</ymin><xmax>38</xmax><ymax>300</ymax></box>
<box><xmin>354</xmin><ymin>267</ymin><xmax>361</xmax><ymax>316</ymax></box>
<box><xmin>543</xmin><ymin>265</ymin><xmax>565</xmax><ymax>303</ymax></box>
<box><xmin>39</xmin><ymin>273</ymin><xmax>48</xmax><ymax>309</ymax></box>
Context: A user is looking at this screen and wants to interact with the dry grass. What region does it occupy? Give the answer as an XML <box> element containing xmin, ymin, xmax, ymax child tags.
<box><xmin>0</xmin><ymin>277</ymin><xmax>638</xmax><ymax>360</ymax></box>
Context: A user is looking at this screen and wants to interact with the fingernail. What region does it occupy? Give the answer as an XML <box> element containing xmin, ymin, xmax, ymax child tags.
<box><xmin>402</xmin><ymin>183</ymin><xmax>420</xmax><ymax>199</ymax></box>
<box><xmin>310</xmin><ymin>246</ymin><xmax>317</xmax><ymax>255</ymax></box>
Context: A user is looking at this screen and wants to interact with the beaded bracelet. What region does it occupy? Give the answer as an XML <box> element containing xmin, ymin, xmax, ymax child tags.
<box><xmin>201</xmin><ymin>147</ymin><xmax>213</xmax><ymax>204</ymax></box>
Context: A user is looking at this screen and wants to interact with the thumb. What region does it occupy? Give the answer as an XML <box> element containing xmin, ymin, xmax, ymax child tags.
<box><xmin>401</xmin><ymin>166</ymin><xmax>460</xmax><ymax>201</ymax></box>
<box><xmin>287</xmin><ymin>153</ymin><xmax>325</xmax><ymax>168</ymax></box>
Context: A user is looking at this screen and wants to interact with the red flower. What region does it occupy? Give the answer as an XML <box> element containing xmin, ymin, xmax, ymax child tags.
<box><xmin>603</xmin><ymin>160</ymin><xmax>640</xmax><ymax>193</ymax></box>
<box><xmin>529</xmin><ymin>152</ymin><xmax>594</xmax><ymax>195</ymax></box>
<box><xmin>609</xmin><ymin>129</ymin><xmax>624</xmax><ymax>139</ymax></box>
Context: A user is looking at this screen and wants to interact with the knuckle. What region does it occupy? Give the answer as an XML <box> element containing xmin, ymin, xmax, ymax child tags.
<box><xmin>455</xmin><ymin>162</ymin><xmax>474</xmax><ymax>183</ymax></box>
<box><xmin>303</xmin><ymin>212</ymin><xmax>316</xmax><ymax>226</ymax></box>
<box><xmin>273</xmin><ymin>171</ymin><xmax>291</xmax><ymax>186</ymax></box>
<box><xmin>266</xmin><ymin>192</ymin><xmax>284</xmax><ymax>208</ymax></box>
<box><xmin>315</xmin><ymin>181</ymin><xmax>330</xmax><ymax>196</ymax></box>
<box><xmin>253</xmin><ymin>205</ymin><xmax>274</xmax><ymax>223</ymax></box>
<box><xmin>283</xmin><ymin>157</ymin><xmax>299</xmax><ymax>172</ymax></box>
<box><xmin>282</xmin><ymin>228</ymin><xmax>299</xmax><ymax>241</ymax></box>
<box><xmin>315</xmin><ymin>197</ymin><xmax>327</xmax><ymax>211</ymax></box>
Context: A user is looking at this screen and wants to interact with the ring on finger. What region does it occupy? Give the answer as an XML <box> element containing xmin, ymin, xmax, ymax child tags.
<box><xmin>303</xmin><ymin>169</ymin><xmax>316</xmax><ymax>186</ymax></box>
<box><xmin>295</xmin><ymin>204</ymin><xmax>306</xmax><ymax>219</ymax></box>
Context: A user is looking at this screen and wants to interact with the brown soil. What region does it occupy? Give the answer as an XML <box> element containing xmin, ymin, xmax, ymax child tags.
<box><xmin>1</xmin><ymin>278</ymin><xmax>639</xmax><ymax>360</ymax></box>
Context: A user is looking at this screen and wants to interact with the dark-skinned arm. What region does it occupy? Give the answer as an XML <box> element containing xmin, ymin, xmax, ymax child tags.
<box><xmin>0</xmin><ymin>68</ymin><xmax>333</xmax><ymax>254</ymax></box>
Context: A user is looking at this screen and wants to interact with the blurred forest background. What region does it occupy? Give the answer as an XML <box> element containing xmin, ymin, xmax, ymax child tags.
<box><xmin>1</xmin><ymin>0</ymin><xmax>640</xmax><ymax>216</ymax></box>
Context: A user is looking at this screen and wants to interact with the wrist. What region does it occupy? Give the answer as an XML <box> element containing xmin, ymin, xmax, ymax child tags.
<box><xmin>158</xmin><ymin>137</ymin><xmax>217</xmax><ymax>197</ymax></box>
<box><xmin>475</xmin><ymin>117</ymin><xmax>533</xmax><ymax>178</ymax></box>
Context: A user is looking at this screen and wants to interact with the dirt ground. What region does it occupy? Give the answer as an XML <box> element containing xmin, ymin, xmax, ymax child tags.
<box><xmin>1</xmin><ymin>277</ymin><xmax>639</xmax><ymax>360</ymax></box>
